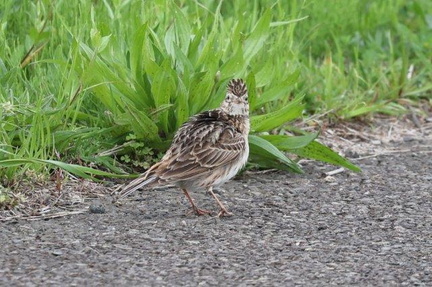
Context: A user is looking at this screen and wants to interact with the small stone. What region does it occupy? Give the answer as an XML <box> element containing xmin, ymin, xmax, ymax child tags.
<box><xmin>324</xmin><ymin>176</ymin><xmax>336</xmax><ymax>182</ymax></box>
<box><xmin>51</xmin><ymin>250</ymin><xmax>63</xmax><ymax>256</ymax></box>
<box><xmin>89</xmin><ymin>204</ymin><xmax>106</xmax><ymax>214</ymax></box>
<box><xmin>345</xmin><ymin>149</ymin><xmax>359</xmax><ymax>158</ymax></box>
<box><xmin>403</xmin><ymin>136</ymin><xmax>415</xmax><ymax>142</ymax></box>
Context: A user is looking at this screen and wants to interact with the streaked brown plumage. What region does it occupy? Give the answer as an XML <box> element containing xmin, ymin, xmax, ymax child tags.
<box><xmin>118</xmin><ymin>79</ymin><xmax>249</xmax><ymax>216</ymax></box>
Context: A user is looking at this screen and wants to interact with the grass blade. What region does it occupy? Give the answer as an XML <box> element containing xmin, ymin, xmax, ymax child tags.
<box><xmin>151</xmin><ymin>60</ymin><xmax>176</xmax><ymax>134</ymax></box>
<box><xmin>253</xmin><ymin>70</ymin><xmax>300</xmax><ymax>108</ymax></box>
<box><xmin>290</xmin><ymin>141</ymin><xmax>361</xmax><ymax>172</ymax></box>
<box><xmin>244</xmin><ymin>9</ymin><xmax>271</xmax><ymax>64</ymax></box>
<box><xmin>251</xmin><ymin>96</ymin><xmax>304</xmax><ymax>132</ymax></box>
<box><xmin>249</xmin><ymin>135</ymin><xmax>303</xmax><ymax>173</ymax></box>
<box><xmin>0</xmin><ymin>159</ymin><xmax>130</xmax><ymax>180</ymax></box>
<box><xmin>260</xmin><ymin>133</ymin><xmax>319</xmax><ymax>150</ymax></box>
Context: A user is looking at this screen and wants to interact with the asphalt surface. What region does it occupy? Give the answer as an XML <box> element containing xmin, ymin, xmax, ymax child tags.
<box><xmin>1</xmin><ymin>137</ymin><xmax>431</xmax><ymax>286</ymax></box>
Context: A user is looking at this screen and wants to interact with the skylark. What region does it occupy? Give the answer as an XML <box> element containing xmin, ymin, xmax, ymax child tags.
<box><xmin>118</xmin><ymin>79</ymin><xmax>249</xmax><ymax>216</ymax></box>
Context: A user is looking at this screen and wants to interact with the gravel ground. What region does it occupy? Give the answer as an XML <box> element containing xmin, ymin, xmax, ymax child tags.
<box><xmin>1</xmin><ymin>125</ymin><xmax>431</xmax><ymax>286</ymax></box>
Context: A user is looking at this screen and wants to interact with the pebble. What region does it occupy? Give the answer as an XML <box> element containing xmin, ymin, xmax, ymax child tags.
<box><xmin>89</xmin><ymin>204</ymin><xmax>106</xmax><ymax>214</ymax></box>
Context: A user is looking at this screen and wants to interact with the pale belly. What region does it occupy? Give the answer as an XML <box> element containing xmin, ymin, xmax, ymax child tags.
<box><xmin>201</xmin><ymin>140</ymin><xmax>249</xmax><ymax>188</ymax></box>
<box><xmin>213</xmin><ymin>144</ymin><xmax>249</xmax><ymax>186</ymax></box>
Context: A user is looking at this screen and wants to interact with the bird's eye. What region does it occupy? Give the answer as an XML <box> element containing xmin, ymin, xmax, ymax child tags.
<box><xmin>244</xmin><ymin>96</ymin><xmax>248</xmax><ymax>101</ymax></box>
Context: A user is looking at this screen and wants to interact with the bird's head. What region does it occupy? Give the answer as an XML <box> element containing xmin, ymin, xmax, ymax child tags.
<box><xmin>220</xmin><ymin>79</ymin><xmax>249</xmax><ymax>116</ymax></box>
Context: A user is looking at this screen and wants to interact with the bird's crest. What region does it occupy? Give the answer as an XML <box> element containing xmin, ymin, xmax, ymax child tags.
<box><xmin>227</xmin><ymin>79</ymin><xmax>247</xmax><ymax>97</ymax></box>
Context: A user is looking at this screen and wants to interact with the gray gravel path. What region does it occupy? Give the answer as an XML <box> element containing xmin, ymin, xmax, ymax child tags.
<box><xmin>1</xmin><ymin>137</ymin><xmax>431</xmax><ymax>286</ymax></box>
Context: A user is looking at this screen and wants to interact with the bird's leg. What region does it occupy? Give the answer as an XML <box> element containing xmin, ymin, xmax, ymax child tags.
<box><xmin>208</xmin><ymin>187</ymin><xmax>232</xmax><ymax>217</ymax></box>
<box><xmin>181</xmin><ymin>189</ymin><xmax>212</xmax><ymax>216</ymax></box>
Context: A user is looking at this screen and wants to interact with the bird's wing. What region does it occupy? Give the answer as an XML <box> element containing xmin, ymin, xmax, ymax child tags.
<box><xmin>158</xmin><ymin>120</ymin><xmax>247</xmax><ymax>181</ymax></box>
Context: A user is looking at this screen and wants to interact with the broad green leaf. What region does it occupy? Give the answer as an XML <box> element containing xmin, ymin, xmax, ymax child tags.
<box><xmin>0</xmin><ymin>159</ymin><xmax>130</xmax><ymax>180</ymax></box>
<box><xmin>291</xmin><ymin>141</ymin><xmax>361</xmax><ymax>172</ymax></box>
<box><xmin>230</xmin><ymin>17</ymin><xmax>245</xmax><ymax>53</ymax></box>
<box><xmin>246</xmin><ymin>72</ymin><xmax>257</xmax><ymax>110</ymax></box>
<box><xmin>196</xmin><ymin>32</ymin><xmax>216</xmax><ymax>68</ymax></box>
<box><xmin>125</xmin><ymin>24</ymin><xmax>154</xmax><ymax>107</ymax></box>
<box><xmin>147</xmin><ymin>27</ymin><xmax>166</xmax><ymax>56</ymax></box>
<box><xmin>187</xmin><ymin>23</ymin><xmax>205</xmax><ymax>65</ymax></box>
<box><xmin>175</xmin><ymin>79</ymin><xmax>190</xmax><ymax>129</ymax></box>
<box><xmin>196</xmin><ymin>34</ymin><xmax>222</xmax><ymax>69</ymax></box>
<box><xmin>253</xmin><ymin>70</ymin><xmax>300</xmax><ymax>108</ymax></box>
<box><xmin>254</xmin><ymin>59</ymin><xmax>276</xmax><ymax>87</ymax></box>
<box><xmin>251</xmin><ymin>96</ymin><xmax>304</xmax><ymax>132</ymax></box>
<box><xmin>195</xmin><ymin>2</ymin><xmax>222</xmax><ymax>69</ymax></box>
<box><xmin>173</xmin><ymin>43</ymin><xmax>194</xmax><ymax>76</ymax></box>
<box><xmin>149</xmin><ymin>104</ymin><xmax>174</xmax><ymax>117</ymax></box>
<box><xmin>260</xmin><ymin>133</ymin><xmax>319</xmax><ymax>150</ymax></box>
<box><xmin>80</xmin><ymin>43</ymin><xmax>148</xmax><ymax>110</ymax></box>
<box><xmin>248</xmin><ymin>135</ymin><xmax>303</xmax><ymax>173</ymax></box>
<box><xmin>90</xmin><ymin>28</ymin><xmax>111</xmax><ymax>52</ymax></box>
<box><xmin>121</xmin><ymin>106</ymin><xmax>160</xmax><ymax>143</ymax></box>
<box><xmin>130</xmin><ymin>23</ymin><xmax>148</xmax><ymax>80</ymax></box>
<box><xmin>142</xmin><ymin>44</ymin><xmax>159</xmax><ymax>79</ymax></box>
<box><xmin>188</xmin><ymin>71</ymin><xmax>215</xmax><ymax>113</ymax></box>
<box><xmin>171</xmin><ymin>3</ymin><xmax>191</xmax><ymax>54</ymax></box>
<box><xmin>151</xmin><ymin>60</ymin><xmax>176</xmax><ymax>133</ymax></box>
<box><xmin>220</xmin><ymin>47</ymin><xmax>245</xmax><ymax>79</ymax></box>
<box><xmin>164</xmin><ymin>25</ymin><xmax>176</xmax><ymax>58</ymax></box>
<box><xmin>244</xmin><ymin>9</ymin><xmax>271</xmax><ymax>64</ymax></box>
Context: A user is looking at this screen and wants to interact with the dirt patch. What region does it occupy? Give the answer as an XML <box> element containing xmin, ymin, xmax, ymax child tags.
<box><xmin>1</xmin><ymin>115</ymin><xmax>431</xmax><ymax>285</ymax></box>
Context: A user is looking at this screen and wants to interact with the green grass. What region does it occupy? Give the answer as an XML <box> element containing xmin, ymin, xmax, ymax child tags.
<box><xmin>1</xmin><ymin>0</ymin><xmax>431</xmax><ymax>185</ymax></box>
<box><xmin>297</xmin><ymin>0</ymin><xmax>432</xmax><ymax>117</ymax></box>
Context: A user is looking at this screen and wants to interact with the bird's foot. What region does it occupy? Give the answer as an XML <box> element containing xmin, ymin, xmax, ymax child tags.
<box><xmin>217</xmin><ymin>208</ymin><xmax>233</xmax><ymax>217</ymax></box>
<box><xmin>186</xmin><ymin>207</ymin><xmax>212</xmax><ymax>216</ymax></box>
<box><xmin>195</xmin><ymin>208</ymin><xmax>213</xmax><ymax>216</ymax></box>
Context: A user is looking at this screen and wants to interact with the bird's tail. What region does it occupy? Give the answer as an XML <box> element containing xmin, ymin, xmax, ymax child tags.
<box><xmin>115</xmin><ymin>171</ymin><xmax>158</xmax><ymax>201</ymax></box>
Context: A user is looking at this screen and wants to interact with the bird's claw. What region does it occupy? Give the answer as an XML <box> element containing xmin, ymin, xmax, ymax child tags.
<box><xmin>217</xmin><ymin>209</ymin><xmax>233</xmax><ymax>217</ymax></box>
<box><xmin>186</xmin><ymin>207</ymin><xmax>212</xmax><ymax>216</ymax></box>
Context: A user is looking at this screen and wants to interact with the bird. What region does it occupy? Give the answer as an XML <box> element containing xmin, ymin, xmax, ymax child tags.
<box><xmin>117</xmin><ymin>79</ymin><xmax>250</xmax><ymax>217</ymax></box>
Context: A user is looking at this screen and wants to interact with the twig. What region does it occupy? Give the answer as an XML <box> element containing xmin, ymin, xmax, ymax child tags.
<box><xmin>325</xmin><ymin>168</ymin><xmax>345</xmax><ymax>176</ymax></box>
<box><xmin>353</xmin><ymin>149</ymin><xmax>432</xmax><ymax>160</ymax></box>
<box><xmin>0</xmin><ymin>209</ymin><xmax>87</xmax><ymax>222</ymax></box>
<box><xmin>245</xmin><ymin>169</ymin><xmax>278</xmax><ymax>175</ymax></box>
